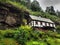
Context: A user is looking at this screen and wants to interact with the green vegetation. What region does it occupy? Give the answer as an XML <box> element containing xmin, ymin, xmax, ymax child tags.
<box><xmin>0</xmin><ymin>38</ymin><xmax>18</xmax><ymax>45</ymax></box>
<box><xmin>31</xmin><ymin>0</ymin><xmax>42</xmax><ymax>11</ymax></box>
<box><xmin>56</xmin><ymin>26</ymin><xmax>60</xmax><ymax>33</ymax></box>
<box><xmin>0</xmin><ymin>0</ymin><xmax>60</xmax><ymax>45</ymax></box>
<box><xmin>0</xmin><ymin>0</ymin><xmax>60</xmax><ymax>25</ymax></box>
<box><xmin>0</xmin><ymin>26</ymin><xmax>60</xmax><ymax>45</ymax></box>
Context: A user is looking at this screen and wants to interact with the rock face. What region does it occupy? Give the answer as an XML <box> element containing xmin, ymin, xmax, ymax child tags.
<box><xmin>5</xmin><ymin>16</ymin><xmax>16</xmax><ymax>25</ymax></box>
<box><xmin>0</xmin><ymin>2</ymin><xmax>29</xmax><ymax>29</ymax></box>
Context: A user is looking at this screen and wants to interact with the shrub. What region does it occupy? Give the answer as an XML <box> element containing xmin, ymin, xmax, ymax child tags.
<box><xmin>30</xmin><ymin>30</ymin><xmax>42</xmax><ymax>40</ymax></box>
<box><xmin>26</xmin><ymin>41</ymin><xmax>47</xmax><ymax>45</ymax></box>
<box><xmin>2</xmin><ymin>29</ymin><xmax>17</xmax><ymax>38</ymax></box>
<box><xmin>56</xmin><ymin>26</ymin><xmax>60</xmax><ymax>33</ymax></box>
<box><xmin>0</xmin><ymin>31</ymin><xmax>3</xmax><ymax>40</ymax></box>
<box><xmin>14</xmin><ymin>25</ymin><xmax>32</xmax><ymax>45</ymax></box>
<box><xmin>4</xmin><ymin>32</ymin><xmax>14</xmax><ymax>38</ymax></box>
<box><xmin>14</xmin><ymin>30</ymin><xmax>29</xmax><ymax>45</ymax></box>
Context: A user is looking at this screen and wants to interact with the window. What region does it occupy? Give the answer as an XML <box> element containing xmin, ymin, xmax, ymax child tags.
<box><xmin>50</xmin><ymin>24</ymin><xmax>53</xmax><ymax>27</ymax></box>
<box><xmin>42</xmin><ymin>22</ymin><xmax>45</xmax><ymax>26</ymax></box>
<box><xmin>36</xmin><ymin>21</ymin><xmax>38</xmax><ymax>24</ymax></box>
<box><xmin>38</xmin><ymin>22</ymin><xmax>40</xmax><ymax>25</ymax></box>
<box><xmin>47</xmin><ymin>23</ymin><xmax>49</xmax><ymax>26</ymax></box>
<box><xmin>40</xmin><ymin>22</ymin><xmax>42</xmax><ymax>25</ymax></box>
<box><xmin>54</xmin><ymin>24</ymin><xmax>55</xmax><ymax>27</ymax></box>
<box><xmin>38</xmin><ymin>22</ymin><xmax>40</xmax><ymax>27</ymax></box>
<box><xmin>45</xmin><ymin>22</ymin><xmax>47</xmax><ymax>26</ymax></box>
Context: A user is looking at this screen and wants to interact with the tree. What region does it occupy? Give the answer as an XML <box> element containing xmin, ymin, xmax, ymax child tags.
<box><xmin>20</xmin><ymin>0</ymin><xmax>31</xmax><ymax>9</ymax></box>
<box><xmin>31</xmin><ymin>0</ymin><xmax>42</xmax><ymax>11</ymax></box>
<box><xmin>10</xmin><ymin>0</ymin><xmax>31</xmax><ymax>9</ymax></box>
<box><xmin>46</xmin><ymin>6</ymin><xmax>56</xmax><ymax>15</ymax></box>
<box><xmin>56</xmin><ymin>10</ymin><xmax>60</xmax><ymax>17</ymax></box>
<box><xmin>24</xmin><ymin>0</ymin><xmax>31</xmax><ymax>9</ymax></box>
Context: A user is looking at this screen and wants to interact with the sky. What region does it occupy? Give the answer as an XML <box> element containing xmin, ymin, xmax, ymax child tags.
<box><xmin>31</xmin><ymin>0</ymin><xmax>60</xmax><ymax>11</ymax></box>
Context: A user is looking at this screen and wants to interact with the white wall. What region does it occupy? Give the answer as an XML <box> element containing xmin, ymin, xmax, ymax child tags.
<box><xmin>42</xmin><ymin>22</ymin><xmax>45</xmax><ymax>26</ymax></box>
<box><xmin>50</xmin><ymin>24</ymin><xmax>53</xmax><ymax>27</ymax></box>
<box><xmin>53</xmin><ymin>24</ymin><xmax>55</xmax><ymax>27</ymax></box>
<box><xmin>29</xmin><ymin>21</ymin><xmax>55</xmax><ymax>28</ymax></box>
<box><xmin>46</xmin><ymin>23</ymin><xmax>49</xmax><ymax>26</ymax></box>
<box><xmin>33</xmin><ymin>21</ymin><xmax>43</xmax><ymax>27</ymax></box>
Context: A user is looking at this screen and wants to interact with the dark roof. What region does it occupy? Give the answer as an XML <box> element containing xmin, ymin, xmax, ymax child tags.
<box><xmin>29</xmin><ymin>15</ymin><xmax>54</xmax><ymax>23</ymax></box>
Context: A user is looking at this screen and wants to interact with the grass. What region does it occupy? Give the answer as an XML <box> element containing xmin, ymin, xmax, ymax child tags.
<box><xmin>7</xmin><ymin>1</ymin><xmax>31</xmax><ymax>13</ymax></box>
<box><xmin>0</xmin><ymin>30</ymin><xmax>19</xmax><ymax>45</ymax></box>
<box><xmin>0</xmin><ymin>38</ymin><xmax>19</xmax><ymax>45</ymax></box>
<box><xmin>26</xmin><ymin>41</ymin><xmax>47</xmax><ymax>45</ymax></box>
<box><xmin>0</xmin><ymin>29</ymin><xmax>60</xmax><ymax>45</ymax></box>
<box><xmin>0</xmin><ymin>29</ymin><xmax>19</xmax><ymax>35</ymax></box>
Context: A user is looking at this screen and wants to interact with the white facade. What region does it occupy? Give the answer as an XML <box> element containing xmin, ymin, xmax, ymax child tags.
<box><xmin>38</xmin><ymin>22</ymin><xmax>40</xmax><ymax>27</ymax></box>
<box><xmin>29</xmin><ymin>15</ymin><xmax>55</xmax><ymax>29</ymax></box>
<box><xmin>50</xmin><ymin>24</ymin><xmax>53</xmax><ymax>27</ymax></box>
<box><xmin>46</xmin><ymin>23</ymin><xmax>49</xmax><ymax>26</ymax></box>
<box><xmin>29</xmin><ymin>20</ymin><xmax>55</xmax><ymax>28</ymax></box>
<box><xmin>53</xmin><ymin>24</ymin><xmax>55</xmax><ymax>27</ymax></box>
<box><xmin>42</xmin><ymin>22</ymin><xmax>45</xmax><ymax>26</ymax></box>
<box><xmin>34</xmin><ymin>21</ymin><xmax>39</xmax><ymax>27</ymax></box>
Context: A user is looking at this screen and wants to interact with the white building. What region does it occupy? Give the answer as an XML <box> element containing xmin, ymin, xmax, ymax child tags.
<box><xmin>28</xmin><ymin>15</ymin><xmax>56</xmax><ymax>30</ymax></box>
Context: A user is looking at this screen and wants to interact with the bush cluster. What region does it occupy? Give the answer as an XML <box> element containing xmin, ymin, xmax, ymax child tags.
<box><xmin>13</xmin><ymin>25</ymin><xmax>60</xmax><ymax>45</ymax></box>
<box><xmin>0</xmin><ymin>25</ymin><xmax>60</xmax><ymax>45</ymax></box>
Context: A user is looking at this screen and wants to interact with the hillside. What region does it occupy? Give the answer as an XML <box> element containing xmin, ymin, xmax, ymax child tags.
<box><xmin>0</xmin><ymin>0</ymin><xmax>60</xmax><ymax>25</ymax></box>
<box><xmin>0</xmin><ymin>1</ymin><xmax>30</xmax><ymax>29</ymax></box>
<box><xmin>4</xmin><ymin>0</ymin><xmax>60</xmax><ymax>25</ymax></box>
<box><xmin>0</xmin><ymin>26</ymin><xmax>60</xmax><ymax>45</ymax></box>
<box><xmin>0</xmin><ymin>0</ymin><xmax>60</xmax><ymax>45</ymax></box>
<box><xmin>0</xmin><ymin>0</ymin><xmax>60</xmax><ymax>30</ymax></box>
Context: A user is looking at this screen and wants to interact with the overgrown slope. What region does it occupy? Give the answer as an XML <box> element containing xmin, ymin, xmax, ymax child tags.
<box><xmin>0</xmin><ymin>26</ymin><xmax>60</xmax><ymax>45</ymax></box>
<box><xmin>0</xmin><ymin>0</ymin><xmax>60</xmax><ymax>25</ymax></box>
<box><xmin>0</xmin><ymin>1</ymin><xmax>30</xmax><ymax>29</ymax></box>
<box><xmin>0</xmin><ymin>0</ymin><xmax>60</xmax><ymax>45</ymax></box>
